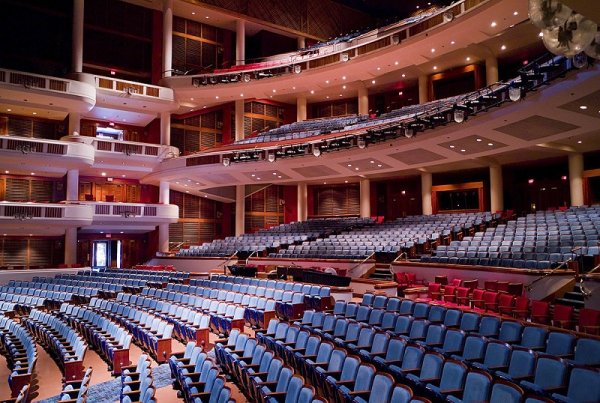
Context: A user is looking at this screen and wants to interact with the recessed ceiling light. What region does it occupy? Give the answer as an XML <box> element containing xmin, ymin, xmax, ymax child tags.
<box><xmin>433</xmin><ymin>66</ymin><xmax>438</xmax><ymax>70</ymax></box>
<box><xmin>215</xmin><ymin>95</ymin><xmax>219</xmax><ymax>99</ymax></box>
<box><xmin>101</xmin><ymin>172</ymin><xmax>106</xmax><ymax>176</ymax></box>
<box><xmin>398</xmin><ymin>91</ymin><xmax>403</xmax><ymax>95</ymax></box>
<box><xmin>325</xmin><ymin>80</ymin><xmax>329</xmax><ymax>84</ymax></box>
<box><xmin>186</xmin><ymin>190</ymin><xmax>189</xmax><ymax>193</ymax></box>
<box><xmin>122</xmin><ymin>175</ymin><xmax>126</xmax><ymax>178</ymax></box>
<box><xmin>4</xmin><ymin>171</ymin><xmax>9</xmax><ymax>174</ymax></box>
<box><xmin>501</xmin><ymin>45</ymin><xmax>507</xmax><ymax>50</ymax></box>
<box><xmin>355</xmin><ymin>167</ymin><xmax>359</xmax><ymax>171</ymax></box>
<box><xmin>476</xmin><ymin>138</ymin><xmax>482</xmax><ymax>142</ymax></box>
<box><xmin>580</xmin><ymin>105</ymin><xmax>588</xmax><ymax>110</ymax></box>
<box><xmin>513</xmin><ymin>11</ymin><xmax>518</xmax><ymax>16</ymax></box>
<box><xmin>577</xmin><ymin>140</ymin><xmax>582</xmax><ymax>144</ymax></box>
<box><xmin>30</xmin><ymin>172</ymin><xmax>35</xmax><ymax>175</ymax></box>
<box><xmin>240</xmin><ymin>93</ymin><xmax>244</xmax><ymax>97</ymax></box>
<box><xmin>450</xmin><ymin>145</ymin><xmax>455</xmax><ymax>148</ymax></box>
<box><xmin>292</xmin><ymin>86</ymin><xmax>296</xmax><ymax>90</ymax></box>
<box><xmin>205</xmin><ymin>16</ymin><xmax>209</xmax><ymax>19</ymax></box>
<box><xmin>190</xmin><ymin>97</ymin><xmax>194</xmax><ymax>100</ymax></box>
<box><xmin>488</xmin><ymin>143</ymin><xmax>494</xmax><ymax>146</ymax></box>
<box><xmin>342</xmin><ymin>85</ymin><xmax>346</xmax><ymax>89</ymax></box>
<box><xmin>323</xmin><ymin>182</ymin><xmax>327</xmax><ymax>185</ymax></box>
<box><xmin>310</xmin><ymin>90</ymin><xmax>314</xmax><ymax>94</ymax></box>
<box><xmin>491</xmin><ymin>21</ymin><xmax>497</xmax><ymax>27</ymax></box>
<box><xmin>431</xmin><ymin>48</ymin><xmax>435</xmax><ymax>53</ymax></box>
<box><xmin>339</xmin><ymin>94</ymin><xmax>343</xmax><ymax>97</ymax></box>
<box><xmin>32</xmin><ymin>112</ymin><xmax>37</xmax><ymax>115</ymax></box>
<box><xmin>450</xmin><ymin>40</ymin><xmax>455</xmax><ymax>45</ymax></box>
<box><xmin>466</xmin><ymin>57</ymin><xmax>471</xmax><ymax>61</ymax></box>
<box><xmin>342</xmin><ymin>76</ymin><xmax>346</xmax><ymax>80</ymax></box>
<box><xmin>348</xmin><ymin>164</ymin><xmax>352</xmax><ymax>167</ymax></box>
<box><xmin>370</xmin><ymin>160</ymin><xmax>375</xmax><ymax>164</ymax></box>
<box><xmin>377</xmin><ymin>164</ymin><xmax>382</xmax><ymax>168</ymax></box>
<box><xmin>371</xmin><ymin>80</ymin><xmax>376</xmax><ymax>84</ymax></box>
<box><xmin>377</xmin><ymin>67</ymin><xmax>381</xmax><ymax>71</ymax></box>
<box><xmin>326</xmin><ymin>96</ymin><xmax>330</xmax><ymax>99</ymax></box>
<box><xmin>191</xmin><ymin>11</ymin><xmax>195</xmax><ymax>15</ymax></box>
<box><xmin>460</xmin><ymin>149</ymin><xmax>466</xmax><ymax>152</ymax></box>
<box><xmin>344</xmin><ymin>180</ymin><xmax>348</xmax><ymax>183</ymax></box>
<box><xmin>256</xmin><ymin>177</ymin><xmax>261</xmax><ymax>180</ymax></box>
<box><xmin>394</xmin><ymin>61</ymin><xmax>399</xmax><ymax>65</ymax></box>
<box><xmin>120</xmin><ymin>231</ymin><xmax>124</xmax><ymax>234</ymax></box>
<box><xmin>272</xmin><ymin>89</ymin><xmax>276</xmax><ymax>93</ymax></box>
<box><xmin>6</xmin><ymin>109</ymin><xmax>11</xmax><ymax>112</ymax></box>
<box><xmin>401</xmin><ymin>73</ymin><xmax>406</xmax><ymax>78</ymax></box>
<box><xmin>251</xmin><ymin>174</ymin><xmax>255</xmax><ymax>177</ymax></box>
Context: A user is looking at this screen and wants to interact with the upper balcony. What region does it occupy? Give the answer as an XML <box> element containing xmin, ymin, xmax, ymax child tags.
<box><xmin>0</xmin><ymin>135</ymin><xmax>95</xmax><ymax>174</ymax></box>
<box><xmin>0</xmin><ymin>202</ymin><xmax>93</xmax><ymax>236</ymax></box>
<box><xmin>0</xmin><ymin>68</ymin><xmax>95</xmax><ymax>113</ymax></box>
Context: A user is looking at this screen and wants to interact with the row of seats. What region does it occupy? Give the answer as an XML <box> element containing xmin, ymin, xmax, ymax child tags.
<box><xmin>88</xmin><ymin>298</ymin><xmax>173</xmax><ymax>363</ymax></box>
<box><xmin>169</xmin><ymin>342</ymin><xmax>233</xmax><ymax>403</ymax></box>
<box><xmin>215</xmin><ymin>332</ymin><xmax>328</xmax><ymax>403</ymax></box>
<box><xmin>57</xmin><ymin>366</ymin><xmax>92</xmax><ymax>403</ymax></box>
<box><xmin>22</xmin><ymin>309</ymin><xmax>87</xmax><ymax>382</ymax></box>
<box><xmin>59</xmin><ymin>304</ymin><xmax>133</xmax><ymax>375</ymax></box>
<box><xmin>120</xmin><ymin>355</ymin><xmax>155</xmax><ymax>403</ymax></box>
<box><xmin>0</xmin><ymin>317</ymin><xmax>37</xmax><ymax>398</ymax></box>
<box><xmin>7</xmin><ymin>280</ymin><xmax>100</xmax><ymax>301</ymax></box>
<box><xmin>0</xmin><ymin>286</ymin><xmax>74</xmax><ymax>309</ymax></box>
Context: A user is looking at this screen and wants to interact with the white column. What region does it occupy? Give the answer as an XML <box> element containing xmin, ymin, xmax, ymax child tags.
<box><xmin>162</xmin><ymin>0</ymin><xmax>174</xmax><ymax>77</ymax></box>
<box><xmin>158</xmin><ymin>224</ymin><xmax>169</xmax><ymax>253</ymax></box>
<box><xmin>236</xmin><ymin>20</ymin><xmax>245</xmax><ymax>66</ymax></box>
<box><xmin>64</xmin><ymin>227</ymin><xmax>77</xmax><ymax>265</ymax></box>
<box><xmin>72</xmin><ymin>0</ymin><xmax>84</xmax><ymax>73</ymax></box>
<box><xmin>297</xmin><ymin>36</ymin><xmax>306</xmax><ymax>50</ymax></box>
<box><xmin>68</xmin><ymin>112</ymin><xmax>80</xmax><ymax>136</ymax></box>
<box><xmin>485</xmin><ymin>55</ymin><xmax>499</xmax><ymax>86</ymax></box>
<box><xmin>297</xmin><ymin>183</ymin><xmax>308</xmax><ymax>222</ymax></box>
<box><xmin>159</xmin><ymin>181</ymin><xmax>170</xmax><ymax>204</ymax></box>
<box><xmin>360</xmin><ymin>179</ymin><xmax>371</xmax><ymax>218</ymax></box>
<box><xmin>297</xmin><ymin>96</ymin><xmax>307</xmax><ymax>122</ymax></box>
<box><xmin>489</xmin><ymin>163</ymin><xmax>504</xmax><ymax>213</ymax></box>
<box><xmin>235</xmin><ymin>185</ymin><xmax>245</xmax><ymax>236</ymax></box>
<box><xmin>66</xmin><ymin>169</ymin><xmax>79</xmax><ymax>201</ymax></box>
<box><xmin>160</xmin><ymin>112</ymin><xmax>170</xmax><ymax>146</ymax></box>
<box><xmin>418</xmin><ymin>74</ymin><xmax>429</xmax><ymax>104</ymax></box>
<box><xmin>357</xmin><ymin>85</ymin><xmax>369</xmax><ymax>116</ymax></box>
<box><xmin>569</xmin><ymin>153</ymin><xmax>585</xmax><ymax>207</ymax></box>
<box><xmin>235</xmin><ymin>100</ymin><xmax>245</xmax><ymax>141</ymax></box>
<box><xmin>421</xmin><ymin>171</ymin><xmax>433</xmax><ymax>215</ymax></box>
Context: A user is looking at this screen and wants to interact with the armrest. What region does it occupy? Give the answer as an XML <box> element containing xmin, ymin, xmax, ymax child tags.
<box><xmin>348</xmin><ymin>390</ymin><xmax>371</xmax><ymax>397</ymax></box>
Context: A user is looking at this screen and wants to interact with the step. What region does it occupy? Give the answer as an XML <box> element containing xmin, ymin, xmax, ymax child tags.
<box><xmin>563</xmin><ymin>291</ymin><xmax>585</xmax><ymax>302</ymax></box>
<box><xmin>555</xmin><ymin>298</ymin><xmax>585</xmax><ymax>309</ymax></box>
<box><xmin>370</xmin><ymin>273</ymin><xmax>393</xmax><ymax>280</ymax></box>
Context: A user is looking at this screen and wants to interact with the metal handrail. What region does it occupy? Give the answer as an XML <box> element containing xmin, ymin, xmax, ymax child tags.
<box><xmin>525</xmin><ymin>258</ymin><xmax>573</xmax><ymax>291</ymax></box>
<box><xmin>348</xmin><ymin>251</ymin><xmax>376</xmax><ymax>277</ymax></box>
<box><xmin>217</xmin><ymin>250</ymin><xmax>239</xmax><ymax>275</ymax></box>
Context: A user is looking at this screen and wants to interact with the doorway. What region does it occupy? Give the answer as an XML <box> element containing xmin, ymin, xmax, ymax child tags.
<box><xmin>92</xmin><ymin>240</ymin><xmax>121</xmax><ymax>269</ymax></box>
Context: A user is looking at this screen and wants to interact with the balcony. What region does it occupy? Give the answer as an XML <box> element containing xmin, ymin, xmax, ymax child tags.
<box><xmin>0</xmin><ymin>202</ymin><xmax>93</xmax><ymax>235</ymax></box>
<box><xmin>0</xmin><ymin>68</ymin><xmax>96</xmax><ymax>113</ymax></box>
<box><xmin>78</xmin><ymin>201</ymin><xmax>179</xmax><ymax>227</ymax></box>
<box><xmin>0</xmin><ymin>136</ymin><xmax>95</xmax><ymax>172</ymax></box>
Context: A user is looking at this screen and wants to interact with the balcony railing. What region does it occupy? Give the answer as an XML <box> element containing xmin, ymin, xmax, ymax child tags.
<box><xmin>0</xmin><ymin>202</ymin><xmax>93</xmax><ymax>222</ymax></box>
<box><xmin>0</xmin><ymin>136</ymin><xmax>67</xmax><ymax>155</ymax></box>
<box><xmin>78</xmin><ymin>201</ymin><xmax>179</xmax><ymax>223</ymax></box>
<box><xmin>0</xmin><ymin>68</ymin><xmax>95</xmax><ymax>100</ymax></box>
<box><xmin>94</xmin><ymin>76</ymin><xmax>174</xmax><ymax>101</ymax></box>
<box><xmin>91</xmin><ymin>138</ymin><xmax>179</xmax><ymax>159</ymax></box>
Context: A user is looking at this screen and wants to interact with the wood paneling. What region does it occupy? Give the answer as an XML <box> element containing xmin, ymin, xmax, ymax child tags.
<box><xmin>312</xmin><ymin>184</ymin><xmax>360</xmax><ymax>217</ymax></box>
<box><xmin>0</xmin><ymin>238</ymin><xmax>62</xmax><ymax>269</ymax></box>
<box><xmin>172</xmin><ymin>17</ymin><xmax>228</xmax><ymax>73</ymax></box>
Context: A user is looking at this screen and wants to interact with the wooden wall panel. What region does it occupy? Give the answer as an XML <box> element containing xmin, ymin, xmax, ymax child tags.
<box><xmin>312</xmin><ymin>184</ymin><xmax>360</xmax><ymax>217</ymax></box>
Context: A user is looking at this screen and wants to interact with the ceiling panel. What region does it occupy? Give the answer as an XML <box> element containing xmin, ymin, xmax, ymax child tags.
<box><xmin>292</xmin><ymin>165</ymin><xmax>340</xmax><ymax>177</ymax></box>
<box><xmin>494</xmin><ymin>115</ymin><xmax>579</xmax><ymax>140</ymax></box>
<box><xmin>388</xmin><ymin>148</ymin><xmax>445</xmax><ymax>165</ymax></box>
<box><xmin>439</xmin><ymin>135</ymin><xmax>507</xmax><ymax>155</ymax></box>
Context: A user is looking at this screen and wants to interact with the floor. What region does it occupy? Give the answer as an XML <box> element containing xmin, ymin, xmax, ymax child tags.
<box><xmin>0</xmin><ymin>317</ymin><xmax>248</xmax><ymax>402</ymax></box>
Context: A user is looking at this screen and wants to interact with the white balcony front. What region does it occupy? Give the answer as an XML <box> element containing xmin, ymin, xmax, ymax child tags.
<box><xmin>0</xmin><ymin>202</ymin><xmax>93</xmax><ymax>236</ymax></box>
<box><xmin>77</xmin><ymin>202</ymin><xmax>179</xmax><ymax>234</ymax></box>
<box><xmin>0</xmin><ymin>68</ymin><xmax>96</xmax><ymax>114</ymax></box>
<box><xmin>0</xmin><ymin>136</ymin><xmax>95</xmax><ymax>174</ymax></box>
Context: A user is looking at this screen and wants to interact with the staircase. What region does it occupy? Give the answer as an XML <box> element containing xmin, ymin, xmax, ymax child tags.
<box><xmin>555</xmin><ymin>284</ymin><xmax>586</xmax><ymax>309</ymax></box>
<box><xmin>369</xmin><ymin>263</ymin><xmax>393</xmax><ymax>281</ymax></box>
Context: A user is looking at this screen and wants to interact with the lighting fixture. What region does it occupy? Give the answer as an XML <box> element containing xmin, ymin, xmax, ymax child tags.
<box><xmin>267</xmin><ymin>153</ymin><xmax>276</xmax><ymax>163</ymax></box>
<box><xmin>508</xmin><ymin>82</ymin><xmax>522</xmax><ymax>101</ymax></box>
<box><xmin>312</xmin><ymin>144</ymin><xmax>322</xmax><ymax>157</ymax></box>
<box><xmin>357</xmin><ymin>137</ymin><xmax>367</xmax><ymax>149</ymax></box>
<box><xmin>293</xmin><ymin>65</ymin><xmax>301</xmax><ymax>74</ymax></box>
<box><xmin>453</xmin><ymin>108</ymin><xmax>466</xmax><ymax>123</ymax></box>
<box><xmin>222</xmin><ymin>157</ymin><xmax>230</xmax><ymax>167</ymax></box>
<box><xmin>243</xmin><ymin>74</ymin><xmax>251</xmax><ymax>83</ymax></box>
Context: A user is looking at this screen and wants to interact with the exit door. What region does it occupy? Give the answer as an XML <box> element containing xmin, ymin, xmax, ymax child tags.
<box><xmin>92</xmin><ymin>240</ymin><xmax>121</xmax><ymax>269</ymax></box>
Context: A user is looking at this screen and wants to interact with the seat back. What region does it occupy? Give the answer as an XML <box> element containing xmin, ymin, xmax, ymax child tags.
<box><xmin>545</xmin><ymin>331</ymin><xmax>576</xmax><ymax>357</ymax></box>
<box><xmin>390</xmin><ymin>384</ymin><xmax>413</xmax><ymax>403</ymax></box>
<box><xmin>564</xmin><ymin>366</ymin><xmax>600</xmax><ymax>402</ymax></box>
<box><xmin>367</xmin><ymin>373</ymin><xmax>395</xmax><ymax>403</ymax></box>
<box><xmin>417</xmin><ymin>352</ymin><xmax>444</xmax><ymax>381</ymax></box>
<box><xmin>519</xmin><ymin>326</ymin><xmax>547</xmax><ymax>350</ymax></box>
<box><xmin>532</xmin><ymin>356</ymin><xmax>567</xmax><ymax>390</ymax></box>
<box><xmin>489</xmin><ymin>380</ymin><xmax>524</xmax><ymax>403</ymax></box>
<box><xmin>573</xmin><ymin>338</ymin><xmax>600</xmax><ymax>366</ymax></box>
<box><xmin>283</xmin><ymin>375</ymin><xmax>304</xmax><ymax>403</ymax></box>
<box><xmin>401</xmin><ymin>344</ymin><xmax>425</xmax><ymax>371</ymax></box>
<box><xmin>461</xmin><ymin>370</ymin><xmax>493</xmax><ymax>403</ymax></box>
<box><xmin>498</xmin><ymin>321</ymin><xmax>523</xmax><ymax>344</ymax></box>
<box><xmin>353</xmin><ymin>364</ymin><xmax>376</xmax><ymax>392</ymax></box>
<box><xmin>438</xmin><ymin>360</ymin><xmax>468</xmax><ymax>392</ymax></box>
<box><xmin>482</xmin><ymin>341</ymin><xmax>511</xmax><ymax>369</ymax></box>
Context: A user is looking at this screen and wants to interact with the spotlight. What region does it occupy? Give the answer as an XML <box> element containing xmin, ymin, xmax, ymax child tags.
<box><xmin>312</xmin><ymin>144</ymin><xmax>322</xmax><ymax>157</ymax></box>
<box><xmin>508</xmin><ymin>83</ymin><xmax>522</xmax><ymax>102</ymax></box>
<box><xmin>443</xmin><ymin>11</ymin><xmax>454</xmax><ymax>22</ymax></box>
<box><xmin>404</xmin><ymin>127</ymin><xmax>414</xmax><ymax>138</ymax></box>
<box><xmin>357</xmin><ymin>137</ymin><xmax>367</xmax><ymax>149</ymax></box>
<box><xmin>453</xmin><ymin>108</ymin><xmax>466</xmax><ymax>123</ymax></box>
<box><xmin>340</xmin><ymin>53</ymin><xmax>349</xmax><ymax>62</ymax></box>
<box><xmin>209</xmin><ymin>76</ymin><xmax>217</xmax><ymax>84</ymax></box>
<box><xmin>243</xmin><ymin>74</ymin><xmax>251</xmax><ymax>83</ymax></box>
<box><xmin>293</xmin><ymin>65</ymin><xmax>302</xmax><ymax>74</ymax></box>
<box><xmin>222</xmin><ymin>157</ymin><xmax>230</xmax><ymax>167</ymax></box>
<box><xmin>267</xmin><ymin>152</ymin><xmax>276</xmax><ymax>163</ymax></box>
<box><xmin>572</xmin><ymin>53</ymin><xmax>589</xmax><ymax>69</ymax></box>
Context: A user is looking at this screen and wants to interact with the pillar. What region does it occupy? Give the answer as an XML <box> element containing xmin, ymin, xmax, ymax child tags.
<box><xmin>489</xmin><ymin>163</ymin><xmax>504</xmax><ymax>213</ymax></box>
<box><xmin>66</xmin><ymin>169</ymin><xmax>79</xmax><ymax>201</ymax></box>
<box><xmin>72</xmin><ymin>0</ymin><xmax>84</xmax><ymax>73</ymax></box>
<box><xmin>235</xmin><ymin>100</ymin><xmax>245</xmax><ymax>142</ymax></box>
<box><xmin>297</xmin><ymin>183</ymin><xmax>308</xmax><ymax>222</ymax></box>
<box><xmin>358</xmin><ymin>85</ymin><xmax>369</xmax><ymax>116</ymax></box>
<box><xmin>235</xmin><ymin>185</ymin><xmax>245</xmax><ymax>236</ymax></box>
<box><xmin>418</xmin><ymin>74</ymin><xmax>429</xmax><ymax>104</ymax></box>
<box><xmin>236</xmin><ymin>20</ymin><xmax>245</xmax><ymax>66</ymax></box>
<box><xmin>360</xmin><ymin>179</ymin><xmax>371</xmax><ymax>218</ymax></box>
<box><xmin>162</xmin><ymin>0</ymin><xmax>174</xmax><ymax>76</ymax></box>
<box><xmin>160</xmin><ymin>112</ymin><xmax>170</xmax><ymax>146</ymax></box>
<box><xmin>68</xmin><ymin>112</ymin><xmax>80</xmax><ymax>136</ymax></box>
<box><xmin>485</xmin><ymin>55</ymin><xmax>499</xmax><ymax>86</ymax></box>
<box><xmin>421</xmin><ymin>171</ymin><xmax>433</xmax><ymax>215</ymax></box>
<box><xmin>159</xmin><ymin>181</ymin><xmax>170</xmax><ymax>204</ymax></box>
<box><xmin>158</xmin><ymin>224</ymin><xmax>169</xmax><ymax>253</ymax></box>
<box><xmin>64</xmin><ymin>227</ymin><xmax>77</xmax><ymax>265</ymax></box>
<box><xmin>569</xmin><ymin>153</ymin><xmax>584</xmax><ymax>207</ymax></box>
<box><xmin>297</xmin><ymin>36</ymin><xmax>306</xmax><ymax>50</ymax></box>
<box><xmin>297</xmin><ymin>96</ymin><xmax>307</xmax><ymax>122</ymax></box>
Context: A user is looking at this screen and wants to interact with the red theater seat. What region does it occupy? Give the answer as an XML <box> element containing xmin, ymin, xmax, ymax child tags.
<box><xmin>530</xmin><ymin>300</ymin><xmax>550</xmax><ymax>325</ymax></box>
<box><xmin>552</xmin><ymin>304</ymin><xmax>575</xmax><ymax>330</ymax></box>
<box><xmin>578</xmin><ymin>308</ymin><xmax>600</xmax><ymax>335</ymax></box>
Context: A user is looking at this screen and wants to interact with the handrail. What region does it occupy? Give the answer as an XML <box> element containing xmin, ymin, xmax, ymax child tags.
<box><xmin>348</xmin><ymin>251</ymin><xmax>376</xmax><ymax>277</ymax></box>
<box><xmin>525</xmin><ymin>258</ymin><xmax>573</xmax><ymax>292</ymax></box>
<box><xmin>217</xmin><ymin>250</ymin><xmax>239</xmax><ymax>275</ymax></box>
<box><xmin>245</xmin><ymin>250</ymin><xmax>258</xmax><ymax>266</ymax></box>
<box><xmin>168</xmin><ymin>241</ymin><xmax>185</xmax><ymax>252</ymax></box>
<box><xmin>393</xmin><ymin>252</ymin><xmax>408</xmax><ymax>263</ymax></box>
